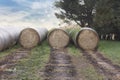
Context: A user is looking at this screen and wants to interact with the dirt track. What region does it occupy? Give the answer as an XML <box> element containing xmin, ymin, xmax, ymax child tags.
<box><xmin>44</xmin><ymin>49</ymin><xmax>77</xmax><ymax>80</ymax></box>
<box><xmin>83</xmin><ymin>50</ymin><xmax>120</xmax><ymax>80</ymax></box>
<box><xmin>44</xmin><ymin>48</ymin><xmax>120</xmax><ymax>80</ymax></box>
<box><xmin>0</xmin><ymin>48</ymin><xmax>30</xmax><ymax>79</ymax></box>
<box><xmin>0</xmin><ymin>47</ymin><xmax>120</xmax><ymax>80</ymax></box>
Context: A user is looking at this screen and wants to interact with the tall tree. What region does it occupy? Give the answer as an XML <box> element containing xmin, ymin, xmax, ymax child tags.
<box><xmin>94</xmin><ymin>0</ymin><xmax>114</xmax><ymax>33</ymax></box>
<box><xmin>55</xmin><ymin>0</ymin><xmax>120</xmax><ymax>40</ymax></box>
<box><xmin>112</xmin><ymin>0</ymin><xmax>120</xmax><ymax>40</ymax></box>
<box><xmin>55</xmin><ymin>0</ymin><xmax>97</xmax><ymax>27</ymax></box>
<box><xmin>94</xmin><ymin>0</ymin><xmax>120</xmax><ymax>40</ymax></box>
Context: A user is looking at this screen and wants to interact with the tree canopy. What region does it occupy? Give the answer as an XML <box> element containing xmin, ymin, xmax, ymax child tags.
<box><xmin>55</xmin><ymin>0</ymin><xmax>97</xmax><ymax>27</ymax></box>
<box><xmin>55</xmin><ymin>0</ymin><xmax>120</xmax><ymax>40</ymax></box>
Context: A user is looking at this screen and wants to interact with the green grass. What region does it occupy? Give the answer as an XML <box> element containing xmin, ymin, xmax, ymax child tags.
<box><xmin>99</xmin><ymin>40</ymin><xmax>120</xmax><ymax>66</ymax></box>
<box><xmin>68</xmin><ymin>44</ymin><xmax>104</xmax><ymax>80</ymax></box>
<box><xmin>0</xmin><ymin>44</ymin><xmax>20</xmax><ymax>59</ymax></box>
<box><xmin>68</xmin><ymin>44</ymin><xmax>81</xmax><ymax>56</ymax></box>
<box><xmin>2</xmin><ymin>40</ymin><xmax>120</xmax><ymax>79</ymax></box>
<box><xmin>12</xmin><ymin>41</ymin><xmax>50</xmax><ymax>80</ymax></box>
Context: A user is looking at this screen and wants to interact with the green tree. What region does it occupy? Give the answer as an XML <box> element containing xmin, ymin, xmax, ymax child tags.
<box><xmin>94</xmin><ymin>0</ymin><xmax>120</xmax><ymax>40</ymax></box>
<box><xmin>94</xmin><ymin>0</ymin><xmax>114</xmax><ymax>33</ymax></box>
<box><xmin>55</xmin><ymin>0</ymin><xmax>120</xmax><ymax>40</ymax></box>
<box><xmin>55</xmin><ymin>0</ymin><xmax>97</xmax><ymax>27</ymax></box>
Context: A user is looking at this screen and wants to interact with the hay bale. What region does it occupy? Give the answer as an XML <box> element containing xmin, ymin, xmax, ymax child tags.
<box><xmin>66</xmin><ymin>27</ymin><xmax>81</xmax><ymax>44</ymax></box>
<box><xmin>47</xmin><ymin>29</ymin><xmax>70</xmax><ymax>49</ymax></box>
<box><xmin>67</xmin><ymin>27</ymin><xmax>99</xmax><ymax>50</ymax></box>
<box><xmin>0</xmin><ymin>26</ymin><xmax>25</xmax><ymax>51</ymax></box>
<box><xmin>77</xmin><ymin>28</ymin><xmax>99</xmax><ymax>50</ymax></box>
<box><xmin>0</xmin><ymin>29</ymin><xmax>12</xmax><ymax>51</ymax></box>
<box><xmin>19</xmin><ymin>27</ymin><xmax>48</xmax><ymax>49</ymax></box>
<box><xmin>0</xmin><ymin>26</ymin><xmax>25</xmax><ymax>44</ymax></box>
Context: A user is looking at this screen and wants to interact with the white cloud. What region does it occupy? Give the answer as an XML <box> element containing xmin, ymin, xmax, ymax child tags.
<box><xmin>0</xmin><ymin>8</ymin><xmax>59</xmax><ymax>29</ymax></box>
<box><xmin>31</xmin><ymin>1</ymin><xmax>52</xmax><ymax>10</ymax></box>
<box><xmin>12</xmin><ymin>0</ymin><xmax>54</xmax><ymax>10</ymax></box>
<box><xmin>0</xmin><ymin>0</ymin><xmax>59</xmax><ymax>29</ymax></box>
<box><xmin>0</xmin><ymin>18</ymin><xmax>59</xmax><ymax>30</ymax></box>
<box><xmin>0</xmin><ymin>11</ymin><xmax>29</xmax><ymax>22</ymax></box>
<box><xmin>12</xmin><ymin>0</ymin><xmax>30</xmax><ymax>6</ymax></box>
<box><xmin>40</xmin><ymin>19</ymin><xmax>46</xmax><ymax>22</ymax></box>
<box><xmin>0</xmin><ymin>6</ymin><xmax>13</xmax><ymax>14</ymax></box>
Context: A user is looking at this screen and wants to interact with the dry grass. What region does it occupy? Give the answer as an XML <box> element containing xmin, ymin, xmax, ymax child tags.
<box><xmin>19</xmin><ymin>28</ymin><xmax>40</xmax><ymax>49</ymax></box>
<box><xmin>78</xmin><ymin>29</ymin><xmax>99</xmax><ymax>50</ymax></box>
<box><xmin>48</xmin><ymin>29</ymin><xmax>70</xmax><ymax>49</ymax></box>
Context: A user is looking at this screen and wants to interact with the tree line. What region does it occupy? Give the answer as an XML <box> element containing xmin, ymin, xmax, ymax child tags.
<box><xmin>54</xmin><ymin>0</ymin><xmax>120</xmax><ymax>40</ymax></box>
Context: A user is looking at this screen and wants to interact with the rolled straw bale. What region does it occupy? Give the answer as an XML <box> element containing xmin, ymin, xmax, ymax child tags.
<box><xmin>67</xmin><ymin>27</ymin><xmax>99</xmax><ymax>50</ymax></box>
<box><xmin>19</xmin><ymin>27</ymin><xmax>48</xmax><ymax>49</ymax></box>
<box><xmin>0</xmin><ymin>29</ymin><xmax>13</xmax><ymax>51</ymax></box>
<box><xmin>47</xmin><ymin>28</ymin><xmax>70</xmax><ymax>49</ymax></box>
<box><xmin>0</xmin><ymin>26</ymin><xmax>26</xmax><ymax>51</ymax></box>
<box><xmin>0</xmin><ymin>26</ymin><xmax>25</xmax><ymax>45</ymax></box>
<box><xmin>78</xmin><ymin>28</ymin><xmax>99</xmax><ymax>50</ymax></box>
<box><xmin>66</xmin><ymin>27</ymin><xmax>81</xmax><ymax>45</ymax></box>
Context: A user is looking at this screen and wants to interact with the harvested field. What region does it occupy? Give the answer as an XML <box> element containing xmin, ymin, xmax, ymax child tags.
<box><xmin>0</xmin><ymin>40</ymin><xmax>119</xmax><ymax>80</ymax></box>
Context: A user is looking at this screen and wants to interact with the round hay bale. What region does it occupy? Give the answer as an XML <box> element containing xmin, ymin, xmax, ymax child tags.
<box><xmin>0</xmin><ymin>26</ymin><xmax>27</xmax><ymax>43</ymax></box>
<box><xmin>0</xmin><ymin>29</ymin><xmax>13</xmax><ymax>51</ymax></box>
<box><xmin>19</xmin><ymin>27</ymin><xmax>48</xmax><ymax>49</ymax></box>
<box><xmin>0</xmin><ymin>27</ymin><xmax>22</xmax><ymax>45</ymax></box>
<box><xmin>77</xmin><ymin>28</ymin><xmax>99</xmax><ymax>50</ymax></box>
<box><xmin>0</xmin><ymin>26</ymin><xmax>42</xmax><ymax>51</ymax></box>
<box><xmin>48</xmin><ymin>29</ymin><xmax>70</xmax><ymax>49</ymax></box>
<box><xmin>66</xmin><ymin>27</ymin><xmax>99</xmax><ymax>51</ymax></box>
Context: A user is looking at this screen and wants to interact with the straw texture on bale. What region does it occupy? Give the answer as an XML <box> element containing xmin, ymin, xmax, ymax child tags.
<box><xmin>67</xmin><ymin>27</ymin><xmax>99</xmax><ymax>50</ymax></box>
<box><xmin>19</xmin><ymin>27</ymin><xmax>48</xmax><ymax>49</ymax></box>
<box><xmin>48</xmin><ymin>29</ymin><xmax>70</xmax><ymax>49</ymax></box>
<box><xmin>77</xmin><ymin>28</ymin><xmax>99</xmax><ymax>50</ymax></box>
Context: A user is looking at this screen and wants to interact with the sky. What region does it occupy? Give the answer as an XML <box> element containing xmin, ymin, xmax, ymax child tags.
<box><xmin>0</xmin><ymin>0</ymin><xmax>60</xmax><ymax>29</ymax></box>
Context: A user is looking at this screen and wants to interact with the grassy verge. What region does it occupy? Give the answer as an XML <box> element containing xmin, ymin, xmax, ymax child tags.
<box><xmin>12</xmin><ymin>41</ymin><xmax>50</xmax><ymax>80</ymax></box>
<box><xmin>68</xmin><ymin>44</ymin><xmax>104</xmax><ymax>80</ymax></box>
<box><xmin>0</xmin><ymin>44</ymin><xmax>20</xmax><ymax>59</ymax></box>
<box><xmin>99</xmin><ymin>40</ymin><xmax>120</xmax><ymax>66</ymax></box>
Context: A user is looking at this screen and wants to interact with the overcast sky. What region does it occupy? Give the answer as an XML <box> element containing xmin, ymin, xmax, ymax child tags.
<box><xmin>0</xmin><ymin>0</ymin><xmax>60</xmax><ymax>29</ymax></box>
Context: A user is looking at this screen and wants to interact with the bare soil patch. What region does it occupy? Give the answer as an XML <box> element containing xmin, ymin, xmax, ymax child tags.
<box><xmin>0</xmin><ymin>48</ymin><xmax>30</xmax><ymax>79</ymax></box>
<box><xmin>44</xmin><ymin>48</ymin><xmax>77</xmax><ymax>80</ymax></box>
<box><xmin>83</xmin><ymin>50</ymin><xmax>120</xmax><ymax>80</ymax></box>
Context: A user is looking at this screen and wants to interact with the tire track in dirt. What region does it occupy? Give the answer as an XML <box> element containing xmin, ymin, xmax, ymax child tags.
<box><xmin>0</xmin><ymin>48</ymin><xmax>31</xmax><ymax>79</ymax></box>
<box><xmin>44</xmin><ymin>49</ymin><xmax>77</xmax><ymax>80</ymax></box>
<box><xmin>83</xmin><ymin>50</ymin><xmax>120</xmax><ymax>80</ymax></box>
